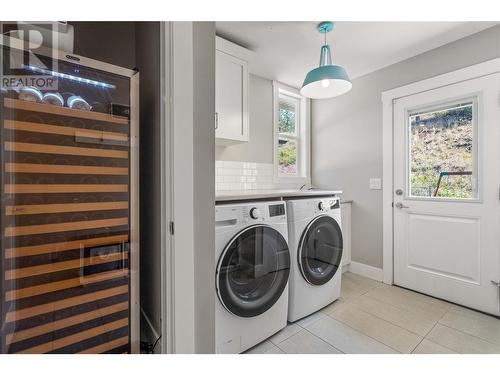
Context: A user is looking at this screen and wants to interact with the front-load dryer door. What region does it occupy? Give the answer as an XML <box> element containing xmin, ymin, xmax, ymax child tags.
<box><xmin>216</xmin><ymin>225</ymin><xmax>290</xmax><ymax>318</ymax></box>
<box><xmin>298</xmin><ymin>215</ymin><xmax>343</xmax><ymax>285</ymax></box>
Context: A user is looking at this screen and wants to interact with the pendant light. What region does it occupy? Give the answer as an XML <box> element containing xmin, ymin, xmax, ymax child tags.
<box><xmin>300</xmin><ymin>21</ymin><xmax>352</xmax><ymax>99</ymax></box>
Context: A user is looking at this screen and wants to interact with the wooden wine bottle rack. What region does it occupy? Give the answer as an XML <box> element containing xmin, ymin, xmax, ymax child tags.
<box><xmin>1</xmin><ymin>98</ymin><xmax>132</xmax><ymax>353</ymax></box>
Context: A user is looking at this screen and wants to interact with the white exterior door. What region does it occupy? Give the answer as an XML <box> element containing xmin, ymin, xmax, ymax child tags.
<box><xmin>393</xmin><ymin>73</ymin><xmax>500</xmax><ymax>315</ymax></box>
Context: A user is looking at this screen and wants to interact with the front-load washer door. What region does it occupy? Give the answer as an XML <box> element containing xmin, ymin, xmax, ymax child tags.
<box><xmin>298</xmin><ymin>215</ymin><xmax>343</xmax><ymax>285</ymax></box>
<box><xmin>216</xmin><ymin>225</ymin><xmax>290</xmax><ymax>318</ymax></box>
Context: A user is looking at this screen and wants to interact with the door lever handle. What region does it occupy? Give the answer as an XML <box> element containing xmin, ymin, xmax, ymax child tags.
<box><xmin>492</xmin><ymin>281</ymin><xmax>500</xmax><ymax>296</ymax></box>
<box><xmin>395</xmin><ymin>202</ymin><xmax>409</xmax><ymax>209</ymax></box>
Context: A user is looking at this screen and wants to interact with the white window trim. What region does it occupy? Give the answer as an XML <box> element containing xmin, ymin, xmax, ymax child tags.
<box><xmin>273</xmin><ymin>81</ymin><xmax>311</xmax><ymax>184</ymax></box>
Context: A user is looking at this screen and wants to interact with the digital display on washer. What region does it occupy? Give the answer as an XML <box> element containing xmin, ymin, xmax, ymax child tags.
<box><xmin>269</xmin><ymin>204</ymin><xmax>285</xmax><ymax>217</ymax></box>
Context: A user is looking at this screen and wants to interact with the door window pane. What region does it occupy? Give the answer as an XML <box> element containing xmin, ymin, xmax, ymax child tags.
<box><xmin>408</xmin><ymin>100</ymin><xmax>477</xmax><ymax>199</ymax></box>
<box><xmin>278</xmin><ymin>138</ymin><xmax>297</xmax><ymax>175</ymax></box>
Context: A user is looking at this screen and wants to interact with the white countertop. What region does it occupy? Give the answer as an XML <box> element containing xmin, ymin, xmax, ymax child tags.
<box><xmin>215</xmin><ymin>189</ymin><xmax>343</xmax><ymax>202</ymax></box>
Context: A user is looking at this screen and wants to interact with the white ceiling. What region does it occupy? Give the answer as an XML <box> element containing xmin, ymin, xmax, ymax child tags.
<box><xmin>216</xmin><ymin>22</ymin><xmax>498</xmax><ymax>88</ymax></box>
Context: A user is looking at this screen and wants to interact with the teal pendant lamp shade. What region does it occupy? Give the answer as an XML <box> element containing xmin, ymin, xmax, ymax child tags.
<box><xmin>300</xmin><ymin>22</ymin><xmax>352</xmax><ymax>99</ymax></box>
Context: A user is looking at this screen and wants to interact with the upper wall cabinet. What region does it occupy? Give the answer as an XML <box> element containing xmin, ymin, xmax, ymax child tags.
<box><xmin>215</xmin><ymin>37</ymin><xmax>250</xmax><ymax>145</ymax></box>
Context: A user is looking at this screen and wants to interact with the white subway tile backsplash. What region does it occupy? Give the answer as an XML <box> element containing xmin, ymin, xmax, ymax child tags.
<box><xmin>215</xmin><ymin>160</ymin><xmax>304</xmax><ymax>192</ymax></box>
<box><xmin>260</xmin><ymin>176</ymin><xmax>272</xmax><ymax>183</ymax></box>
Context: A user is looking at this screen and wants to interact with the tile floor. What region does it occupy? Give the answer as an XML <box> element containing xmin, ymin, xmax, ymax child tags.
<box><xmin>245</xmin><ymin>272</ymin><xmax>500</xmax><ymax>354</ymax></box>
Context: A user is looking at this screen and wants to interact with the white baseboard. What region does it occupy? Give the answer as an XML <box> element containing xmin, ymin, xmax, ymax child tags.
<box><xmin>341</xmin><ymin>262</ymin><xmax>350</xmax><ymax>273</ymax></box>
<box><xmin>348</xmin><ymin>261</ymin><xmax>383</xmax><ymax>282</ymax></box>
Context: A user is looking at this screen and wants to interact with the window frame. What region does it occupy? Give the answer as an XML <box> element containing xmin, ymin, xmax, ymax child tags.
<box><xmin>273</xmin><ymin>81</ymin><xmax>311</xmax><ymax>184</ymax></box>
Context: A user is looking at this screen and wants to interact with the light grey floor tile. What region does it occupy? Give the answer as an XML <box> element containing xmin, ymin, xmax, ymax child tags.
<box><xmin>306</xmin><ymin>315</ymin><xmax>397</xmax><ymax>354</ymax></box>
<box><xmin>349</xmin><ymin>294</ymin><xmax>436</xmax><ymax>336</ymax></box>
<box><xmin>364</xmin><ymin>284</ymin><xmax>450</xmax><ymax>321</ymax></box>
<box><xmin>264</xmin><ymin>345</ymin><xmax>286</xmax><ymax>354</ymax></box>
<box><xmin>244</xmin><ymin>340</ymin><xmax>276</xmax><ymax>354</ymax></box>
<box><xmin>339</xmin><ymin>282</ymin><xmax>365</xmax><ymax>301</ymax></box>
<box><xmin>245</xmin><ymin>273</ymin><xmax>499</xmax><ymax>354</ymax></box>
<box><xmin>321</xmin><ymin>299</ymin><xmax>348</xmax><ymax>315</ymax></box>
<box><xmin>343</xmin><ymin>272</ymin><xmax>381</xmax><ymax>292</ymax></box>
<box><xmin>426</xmin><ymin>324</ymin><xmax>500</xmax><ymax>354</ymax></box>
<box><xmin>412</xmin><ymin>339</ymin><xmax>457</xmax><ymax>354</ymax></box>
<box><xmin>439</xmin><ymin>305</ymin><xmax>500</xmax><ymax>346</ymax></box>
<box><xmin>338</xmin><ymin>273</ymin><xmax>380</xmax><ymax>302</ymax></box>
<box><xmin>269</xmin><ymin>323</ymin><xmax>303</xmax><ymax>345</ymax></box>
<box><xmin>329</xmin><ymin>302</ymin><xmax>423</xmax><ymax>353</ymax></box>
<box><xmin>296</xmin><ymin>311</ymin><xmax>328</xmax><ymax>328</ymax></box>
<box><xmin>278</xmin><ymin>329</ymin><xmax>342</xmax><ymax>354</ymax></box>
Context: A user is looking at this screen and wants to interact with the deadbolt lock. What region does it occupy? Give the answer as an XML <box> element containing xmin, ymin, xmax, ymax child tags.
<box><xmin>395</xmin><ymin>189</ymin><xmax>403</xmax><ymax>196</ymax></box>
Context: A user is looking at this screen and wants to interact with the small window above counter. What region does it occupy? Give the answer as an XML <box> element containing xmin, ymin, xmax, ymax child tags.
<box><xmin>215</xmin><ymin>37</ymin><xmax>251</xmax><ymax>145</ymax></box>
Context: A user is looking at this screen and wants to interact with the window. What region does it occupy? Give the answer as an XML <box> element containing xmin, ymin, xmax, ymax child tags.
<box><xmin>407</xmin><ymin>98</ymin><xmax>478</xmax><ymax>200</ymax></box>
<box><xmin>273</xmin><ymin>82</ymin><xmax>310</xmax><ymax>183</ymax></box>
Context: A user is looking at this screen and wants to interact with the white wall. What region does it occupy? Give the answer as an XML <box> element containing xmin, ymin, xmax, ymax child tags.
<box><xmin>170</xmin><ymin>21</ymin><xmax>215</xmax><ymax>353</ymax></box>
<box><xmin>171</xmin><ymin>21</ymin><xmax>195</xmax><ymax>353</ymax></box>
<box><xmin>312</xmin><ymin>25</ymin><xmax>500</xmax><ymax>269</ymax></box>
<box><xmin>192</xmin><ymin>21</ymin><xmax>216</xmax><ymax>353</ymax></box>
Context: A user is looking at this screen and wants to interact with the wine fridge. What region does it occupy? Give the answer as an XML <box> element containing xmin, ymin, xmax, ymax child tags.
<box><xmin>0</xmin><ymin>36</ymin><xmax>139</xmax><ymax>353</ymax></box>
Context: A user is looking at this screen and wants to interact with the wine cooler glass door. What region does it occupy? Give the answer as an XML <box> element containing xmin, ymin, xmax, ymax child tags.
<box><xmin>1</xmin><ymin>45</ymin><xmax>135</xmax><ymax>354</ymax></box>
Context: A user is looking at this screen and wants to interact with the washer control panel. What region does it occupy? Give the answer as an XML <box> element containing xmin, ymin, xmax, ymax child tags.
<box><xmin>268</xmin><ymin>203</ymin><xmax>285</xmax><ymax>217</ymax></box>
<box><xmin>243</xmin><ymin>202</ymin><xmax>286</xmax><ymax>223</ymax></box>
<box><xmin>216</xmin><ymin>201</ymin><xmax>286</xmax><ymax>225</ymax></box>
<box><xmin>314</xmin><ymin>197</ymin><xmax>340</xmax><ymax>213</ymax></box>
<box><xmin>249</xmin><ymin>207</ymin><xmax>261</xmax><ymax>219</ymax></box>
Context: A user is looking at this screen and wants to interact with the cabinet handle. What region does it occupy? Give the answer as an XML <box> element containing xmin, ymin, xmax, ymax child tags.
<box><xmin>215</xmin><ymin>112</ymin><xmax>219</xmax><ymax>130</ymax></box>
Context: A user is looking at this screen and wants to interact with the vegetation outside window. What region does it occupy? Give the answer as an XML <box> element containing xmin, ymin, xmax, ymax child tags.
<box><xmin>408</xmin><ymin>98</ymin><xmax>478</xmax><ymax>200</ymax></box>
<box><xmin>273</xmin><ymin>82</ymin><xmax>310</xmax><ymax>183</ymax></box>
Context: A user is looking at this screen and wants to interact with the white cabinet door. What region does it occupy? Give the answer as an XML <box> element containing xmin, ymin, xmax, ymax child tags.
<box><xmin>341</xmin><ymin>202</ymin><xmax>351</xmax><ymax>271</ymax></box>
<box><xmin>215</xmin><ymin>50</ymin><xmax>248</xmax><ymax>143</ymax></box>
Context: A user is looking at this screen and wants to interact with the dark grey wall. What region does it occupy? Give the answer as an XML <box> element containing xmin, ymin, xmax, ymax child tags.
<box><xmin>135</xmin><ymin>22</ymin><xmax>162</xmax><ymax>349</ymax></box>
<box><xmin>71</xmin><ymin>22</ymin><xmax>136</xmax><ymax>69</ymax></box>
<box><xmin>71</xmin><ymin>21</ymin><xmax>163</xmax><ymax>347</ymax></box>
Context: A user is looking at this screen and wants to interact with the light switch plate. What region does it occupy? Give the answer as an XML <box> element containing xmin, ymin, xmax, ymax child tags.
<box><xmin>369</xmin><ymin>178</ymin><xmax>382</xmax><ymax>190</ymax></box>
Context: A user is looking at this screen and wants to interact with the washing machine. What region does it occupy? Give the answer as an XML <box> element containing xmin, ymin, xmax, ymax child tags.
<box><xmin>285</xmin><ymin>196</ymin><xmax>343</xmax><ymax>322</ymax></box>
<box><xmin>215</xmin><ymin>200</ymin><xmax>290</xmax><ymax>354</ymax></box>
